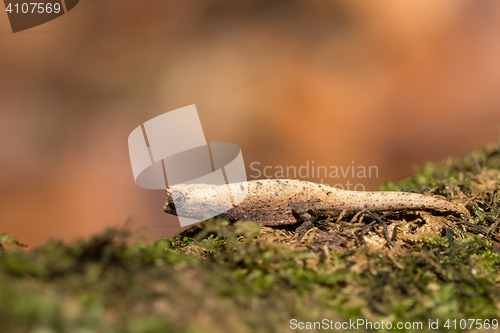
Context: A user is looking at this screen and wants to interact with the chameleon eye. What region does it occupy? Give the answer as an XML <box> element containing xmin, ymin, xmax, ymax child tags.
<box><xmin>171</xmin><ymin>190</ymin><xmax>186</xmax><ymax>208</ymax></box>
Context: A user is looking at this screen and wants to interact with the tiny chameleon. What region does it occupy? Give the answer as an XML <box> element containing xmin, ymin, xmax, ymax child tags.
<box><xmin>163</xmin><ymin>179</ymin><xmax>470</xmax><ymax>234</ymax></box>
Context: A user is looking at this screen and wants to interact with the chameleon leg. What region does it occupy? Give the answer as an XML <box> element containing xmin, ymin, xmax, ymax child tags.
<box><xmin>292</xmin><ymin>205</ymin><xmax>314</xmax><ymax>235</ymax></box>
<box><xmin>292</xmin><ymin>202</ymin><xmax>345</xmax><ymax>235</ymax></box>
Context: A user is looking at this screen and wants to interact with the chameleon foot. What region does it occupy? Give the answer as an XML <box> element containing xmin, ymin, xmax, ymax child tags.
<box><xmin>292</xmin><ymin>204</ymin><xmax>314</xmax><ymax>237</ymax></box>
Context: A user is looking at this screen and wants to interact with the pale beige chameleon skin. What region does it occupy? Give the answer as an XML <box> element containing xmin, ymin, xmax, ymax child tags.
<box><xmin>163</xmin><ymin>179</ymin><xmax>470</xmax><ymax>231</ymax></box>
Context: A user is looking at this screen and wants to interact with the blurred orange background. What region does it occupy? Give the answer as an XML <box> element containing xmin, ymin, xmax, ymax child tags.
<box><xmin>1</xmin><ymin>0</ymin><xmax>500</xmax><ymax>247</ymax></box>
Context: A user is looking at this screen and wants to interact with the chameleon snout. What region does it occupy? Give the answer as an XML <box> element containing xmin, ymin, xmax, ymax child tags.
<box><xmin>163</xmin><ymin>189</ymin><xmax>175</xmax><ymax>214</ymax></box>
<box><xmin>163</xmin><ymin>189</ymin><xmax>186</xmax><ymax>214</ymax></box>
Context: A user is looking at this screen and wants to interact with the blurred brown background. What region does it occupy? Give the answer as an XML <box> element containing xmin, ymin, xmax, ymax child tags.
<box><xmin>1</xmin><ymin>0</ymin><xmax>500</xmax><ymax>247</ymax></box>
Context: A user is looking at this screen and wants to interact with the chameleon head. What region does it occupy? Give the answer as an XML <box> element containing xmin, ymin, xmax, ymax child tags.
<box><xmin>163</xmin><ymin>183</ymin><xmax>234</xmax><ymax>219</ymax></box>
<box><xmin>163</xmin><ymin>188</ymin><xmax>186</xmax><ymax>215</ymax></box>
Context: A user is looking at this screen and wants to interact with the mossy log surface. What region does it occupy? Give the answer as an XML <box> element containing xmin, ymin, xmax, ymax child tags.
<box><xmin>2</xmin><ymin>141</ymin><xmax>500</xmax><ymax>333</ymax></box>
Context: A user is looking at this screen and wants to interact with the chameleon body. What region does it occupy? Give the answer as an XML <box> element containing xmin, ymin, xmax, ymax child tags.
<box><xmin>163</xmin><ymin>179</ymin><xmax>469</xmax><ymax>231</ymax></box>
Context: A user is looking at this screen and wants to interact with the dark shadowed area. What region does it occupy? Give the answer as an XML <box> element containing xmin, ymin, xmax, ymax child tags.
<box><xmin>1</xmin><ymin>0</ymin><xmax>500</xmax><ymax>246</ymax></box>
